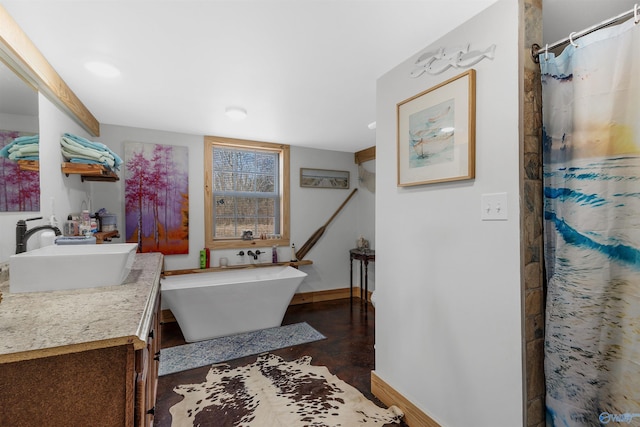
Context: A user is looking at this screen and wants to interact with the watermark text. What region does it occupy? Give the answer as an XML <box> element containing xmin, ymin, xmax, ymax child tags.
<box><xmin>599</xmin><ymin>412</ymin><xmax>640</xmax><ymax>424</ymax></box>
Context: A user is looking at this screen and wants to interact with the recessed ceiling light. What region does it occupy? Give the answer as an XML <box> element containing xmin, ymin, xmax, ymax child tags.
<box><xmin>367</xmin><ymin>121</ymin><xmax>377</xmax><ymax>130</ymax></box>
<box><xmin>225</xmin><ymin>106</ymin><xmax>247</xmax><ymax>120</ymax></box>
<box><xmin>84</xmin><ymin>61</ymin><xmax>121</xmax><ymax>78</ymax></box>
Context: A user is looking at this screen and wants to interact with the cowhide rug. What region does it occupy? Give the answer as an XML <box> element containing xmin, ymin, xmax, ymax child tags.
<box><xmin>170</xmin><ymin>353</ymin><xmax>404</xmax><ymax>427</ymax></box>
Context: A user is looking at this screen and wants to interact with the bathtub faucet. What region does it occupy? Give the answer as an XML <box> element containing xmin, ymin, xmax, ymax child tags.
<box><xmin>247</xmin><ymin>250</ymin><xmax>262</xmax><ymax>260</ymax></box>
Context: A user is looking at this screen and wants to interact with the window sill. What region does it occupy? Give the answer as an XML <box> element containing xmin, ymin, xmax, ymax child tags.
<box><xmin>209</xmin><ymin>238</ymin><xmax>290</xmax><ymax>250</ymax></box>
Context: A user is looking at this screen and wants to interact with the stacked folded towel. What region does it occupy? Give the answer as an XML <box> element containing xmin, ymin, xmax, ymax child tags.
<box><xmin>60</xmin><ymin>133</ymin><xmax>123</xmax><ymax>170</ymax></box>
<box><xmin>0</xmin><ymin>134</ymin><xmax>39</xmax><ymax>161</ymax></box>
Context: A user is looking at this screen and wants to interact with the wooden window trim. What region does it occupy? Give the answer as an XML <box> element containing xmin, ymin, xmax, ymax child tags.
<box><xmin>204</xmin><ymin>135</ymin><xmax>290</xmax><ymax>250</ymax></box>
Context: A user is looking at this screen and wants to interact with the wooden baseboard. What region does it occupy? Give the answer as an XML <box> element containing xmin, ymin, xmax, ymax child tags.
<box><xmin>290</xmin><ymin>287</ymin><xmax>367</xmax><ymax>305</ymax></box>
<box><xmin>371</xmin><ymin>371</ymin><xmax>441</xmax><ymax>427</ymax></box>
<box><xmin>161</xmin><ymin>287</ymin><xmax>371</xmax><ymax>323</ymax></box>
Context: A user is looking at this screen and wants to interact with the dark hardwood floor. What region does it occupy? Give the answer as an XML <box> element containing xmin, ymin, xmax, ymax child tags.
<box><xmin>155</xmin><ymin>298</ymin><xmax>408</xmax><ymax>426</ymax></box>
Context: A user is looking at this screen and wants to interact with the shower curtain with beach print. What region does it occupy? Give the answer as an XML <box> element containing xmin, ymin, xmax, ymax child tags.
<box><xmin>540</xmin><ymin>18</ymin><xmax>640</xmax><ymax>427</ymax></box>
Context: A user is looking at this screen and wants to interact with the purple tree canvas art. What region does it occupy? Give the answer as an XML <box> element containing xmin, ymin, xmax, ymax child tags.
<box><xmin>124</xmin><ymin>141</ymin><xmax>189</xmax><ymax>254</ymax></box>
<box><xmin>0</xmin><ymin>130</ymin><xmax>40</xmax><ymax>212</ymax></box>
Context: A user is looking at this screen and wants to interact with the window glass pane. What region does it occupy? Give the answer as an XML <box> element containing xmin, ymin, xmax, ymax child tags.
<box><xmin>214</xmin><ymin>195</ymin><xmax>235</xmax><ymax>216</ymax></box>
<box><xmin>214</xmin><ymin>217</ymin><xmax>235</xmax><ymax>238</ymax></box>
<box><xmin>256</xmin><ymin>218</ymin><xmax>274</xmax><ymax>236</ymax></box>
<box><xmin>213</xmin><ymin>171</ymin><xmax>234</xmax><ymax>191</ymax></box>
<box><xmin>236</xmin><ymin>173</ymin><xmax>255</xmax><ymax>192</ymax></box>
<box><xmin>237</xmin><ymin>218</ymin><xmax>256</xmax><ymax>233</ymax></box>
<box><xmin>236</xmin><ymin>197</ymin><xmax>256</xmax><ymax>217</ymax></box>
<box><xmin>256</xmin><ymin>153</ymin><xmax>275</xmax><ymax>174</ymax></box>
<box><xmin>237</xmin><ymin>151</ymin><xmax>256</xmax><ymax>172</ymax></box>
<box><xmin>257</xmin><ymin>198</ymin><xmax>275</xmax><ymax>216</ymax></box>
<box><xmin>256</xmin><ymin>174</ymin><xmax>274</xmax><ymax>192</ymax></box>
<box><xmin>213</xmin><ymin>149</ymin><xmax>233</xmax><ymax>171</ymax></box>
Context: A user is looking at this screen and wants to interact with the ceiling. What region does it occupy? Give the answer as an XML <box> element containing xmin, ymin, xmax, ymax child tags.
<box><xmin>2</xmin><ymin>0</ymin><xmax>637</xmax><ymax>153</ymax></box>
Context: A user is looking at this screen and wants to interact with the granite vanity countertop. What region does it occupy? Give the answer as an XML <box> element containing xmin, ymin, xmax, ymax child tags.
<box><xmin>0</xmin><ymin>252</ymin><xmax>163</xmax><ymax>364</ymax></box>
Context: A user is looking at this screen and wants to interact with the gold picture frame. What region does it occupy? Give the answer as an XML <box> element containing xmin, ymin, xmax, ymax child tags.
<box><xmin>397</xmin><ymin>69</ymin><xmax>476</xmax><ymax>187</ymax></box>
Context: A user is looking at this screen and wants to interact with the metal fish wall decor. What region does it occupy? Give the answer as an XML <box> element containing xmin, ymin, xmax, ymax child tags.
<box><xmin>410</xmin><ymin>43</ymin><xmax>496</xmax><ymax>77</ymax></box>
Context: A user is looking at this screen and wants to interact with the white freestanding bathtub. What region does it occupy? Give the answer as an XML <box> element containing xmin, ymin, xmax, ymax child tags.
<box><xmin>160</xmin><ymin>266</ymin><xmax>307</xmax><ymax>342</ymax></box>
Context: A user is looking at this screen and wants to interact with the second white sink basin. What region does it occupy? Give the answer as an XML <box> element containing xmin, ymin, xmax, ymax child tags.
<box><xmin>9</xmin><ymin>243</ymin><xmax>138</xmax><ymax>293</ymax></box>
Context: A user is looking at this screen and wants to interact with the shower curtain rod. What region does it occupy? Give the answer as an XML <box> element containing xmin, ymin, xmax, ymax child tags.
<box><xmin>531</xmin><ymin>4</ymin><xmax>639</xmax><ymax>63</ymax></box>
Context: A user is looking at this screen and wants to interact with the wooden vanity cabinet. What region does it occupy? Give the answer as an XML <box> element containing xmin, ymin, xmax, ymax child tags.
<box><xmin>0</xmin><ymin>254</ymin><xmax>163</xmax><ymax>427</ymax></box>
<box><xmin>0</xmin><ymin>293</ymin><xmax>161</xmax><ymax>427</ymax></box>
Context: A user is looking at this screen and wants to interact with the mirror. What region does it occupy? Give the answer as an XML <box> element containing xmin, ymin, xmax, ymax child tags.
<box><xmin>0</xmin><ymin>59</ymin><xmax>39</xmax><ymax>212</ymax></box>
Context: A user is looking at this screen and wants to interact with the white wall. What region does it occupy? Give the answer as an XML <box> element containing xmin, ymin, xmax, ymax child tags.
<box><xmin>374</xmin><ymin>1</ymin><xmax>523</xmax><ymax>426</ymax></box>
<box><xmin>38</xmin><ymin>94</ymin><xmax>94</xmax><ymax>232</ymax></box>
<box><xmin>93</xmin><ymin>125</ymin><xmax>368</xmax><ymax>293</ymax></box>
<box><xmin>290</xmin><ymin>145</ymin><xmax>361</xmax><ymax>292</ymax></box>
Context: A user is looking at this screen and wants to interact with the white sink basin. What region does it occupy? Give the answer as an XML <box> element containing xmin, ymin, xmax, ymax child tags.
<box><xmin>9</xmin><ymin>243</ymin><xmax>138</xmax><ymax>293</ymax></box>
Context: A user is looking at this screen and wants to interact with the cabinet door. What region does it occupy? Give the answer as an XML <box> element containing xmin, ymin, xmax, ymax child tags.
<box><xmin>134</xmin><ymin>292</ymin><xmax>161</xmax><ymax>427</ymax></box>
<box><xmin>135</xmin><ymin>345</ymin><xmax>149</xmax><ymax>427</ymax></box>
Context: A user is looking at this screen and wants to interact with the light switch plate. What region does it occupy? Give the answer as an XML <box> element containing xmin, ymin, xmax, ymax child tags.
<box><xmin>481</xmin><ymin>192</ymin><xmax>508</xmax><ymax>221</ymax></box>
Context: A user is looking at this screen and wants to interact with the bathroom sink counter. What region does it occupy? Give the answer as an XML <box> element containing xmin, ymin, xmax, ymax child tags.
<box><xmin>0</xmin><ymin>252</ymin><xmax>163</xmax><ymax>364</ymax></box>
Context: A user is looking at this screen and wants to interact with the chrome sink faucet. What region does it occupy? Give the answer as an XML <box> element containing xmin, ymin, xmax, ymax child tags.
<box><xmin>247</xmin><ymin>250</ymin><xmax>262</xmax><ymax>260</ymax></box>
<box><xmin>16</xmin><ymin>216</ymin><xmax>62</xmax><ymax>254</ymax></box>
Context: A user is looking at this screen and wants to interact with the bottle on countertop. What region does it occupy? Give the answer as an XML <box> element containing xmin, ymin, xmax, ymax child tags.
<box><xmin>290</xmin><ymin>243</ymin><xmax>298</xmax><ymax>262</ymax></box>
<box><xmin>90</xmin><ymin>214</ymin><xmax>99</xmax><ymax>234</ymax></box>
<box><xmin>199</xmin><ymin>250</ymin><xmax>206</xmax><ymax>269</ymax></box>
<box><xmin>64</xmin><ymin>214</ymin><xmax>79</xmax><ymax>236</ymax></box>
<box><xmin>272</xmin><ymin>245</ymin><xmax>278</xmax><ymax>263</ymax></box>
<box><xmin>81</xmin><ymin>210</ymin><xmax>90</xmax><ymax>226</ymax></box>
<box><xmin>79</xmin><ymin>210</ymin><xmax>92</xmax><ymax>237</ymax></box>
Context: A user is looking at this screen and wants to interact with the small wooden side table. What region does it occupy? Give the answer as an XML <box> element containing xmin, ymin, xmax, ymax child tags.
<box><xmin>349</xmin><ymin>248</ymin><xmax>375</xmax><ymax>304</ymax></box>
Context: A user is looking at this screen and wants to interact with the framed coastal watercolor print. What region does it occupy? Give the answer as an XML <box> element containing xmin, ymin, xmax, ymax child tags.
<box><xmin>397</xmin><ymin>69</ymin><xmax>476</xmax><ymax>187</ymax></box>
